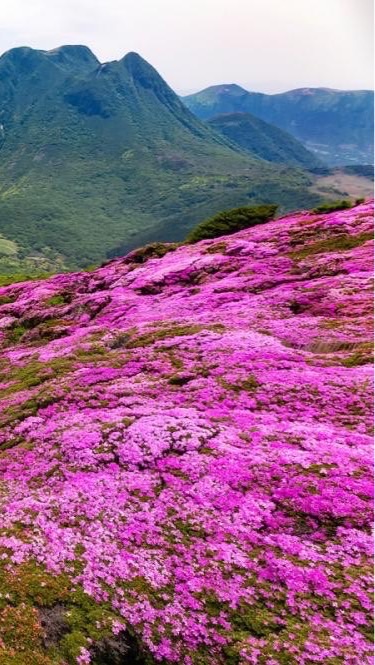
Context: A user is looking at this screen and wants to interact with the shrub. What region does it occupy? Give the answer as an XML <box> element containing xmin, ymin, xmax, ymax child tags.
<box><xmin>312</xmin><ymin>200</ymin><xmax>352</xmax><ymax>214</ymax></box>
<box><xmin>355</xmin><ymin>197</ymin><xmax>365</xmax><ymax>206</ymax></box>
<box><xmin>185</xmin><ymin>204</ymin><xmax>278</xmax><ymax>243</ymax></box>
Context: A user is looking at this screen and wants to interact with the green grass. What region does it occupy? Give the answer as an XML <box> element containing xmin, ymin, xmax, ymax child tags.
<box><xmin>0</xmin><ymin>272</ymin><xmax>56</xmax><ymax>287</ymax></box>
<box><xmin>0</xmin><ymin>236</ymin><xmax>18</xmax><ymax>256</ymax></box>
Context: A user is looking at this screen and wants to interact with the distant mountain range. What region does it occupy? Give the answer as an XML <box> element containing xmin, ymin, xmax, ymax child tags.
<box><xmin>0</xmin><ymin>45</ymin><xmax>325</xmax><ymax>274</ymax></box>
<box><xmin>183</xmin><ymin>84</ymin><xmax>374</xmax><ymax>166</ymax></box>
<box><xmin>208</xmin><ymin>112</ymin><xmax>321</xmax><ymax>168</ymax></box>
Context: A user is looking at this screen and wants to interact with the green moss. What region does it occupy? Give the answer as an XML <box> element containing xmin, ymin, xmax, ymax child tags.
<box><xmin>173</xmin><ymin>518</ymin><xmax>207</xmax><ymax>540</ymax></box>
<box><xmin>0</xmin><ymin>655</ymin><xmax>52</xmax><ymax>664</ymax></box>
<box><xmin>340</xmin><ymin>351</ymin><xmax>373</xmax><ymax>367</ymax></box>
<box><xmin>8</xmin><ymin>363</ymin><xmax>50</xmax><ymax>392</ymax></box>
<box><xmin>48</xmin><ymin>357</ymin><xmax>74</xmax><ymax>374</ymax></box>
<box><xmin>240</xmin><ymin>375</ymin><xmax>260</xmax><ymax>392</ymax></box>
<box><xmin>0</xmin><ymin>294</ymin><xmax>15</xmax><ymax>305</ymax></box>
<box><xmin>1</xmin><ymin>388</ymin><xmax>62</xmax><ymax>427</ymax></box>
<box><xmin>166</xmin><ymin>350</ymin><xmax>184</xmax><ymax>370</ymax></box>
<box><xmin>74</xmin><ymin>345</ymin><xmax>107</xmax><ymax>361</ymax></box>
<box><xmin>319</xmin><ymin>319</ymin><xmax>342</xmax><ymax>329</ymax></box>
<box><xmin>222</xmin><ymin>374</ymin><xmax>259</xmax><ymax>394</ymax></box>
<box><xmin>0</xmin><ymin>604</ymin><xmax>44</xmax><ymax>653</ymax></box>
<box><xmin>204</xmin><ymin>241</ymin><xmax>227</xmax><ymax>254</ymax></box>
<box><xmin>108</xmin><ymin>332</ymin><xmax>131</xmax><ymax>349</ymax></box>
<box><xmin>60</xmin><ymin>630</ymin><xmax>87</xmax><ymax>662</ymax></box>
<box><xmin>202</xmin><ymin>593</ymin><xmax>224</xmax><ymax>618</ymax></box>
<box><xmin>62</xmin><ymin>586</ymin><xmax>129</xmax><ymax>648</ymax></box>
<box><xmin>0</xmin><ymin>563</ymin><xmax>71</xmax><ymax>608</ymax></box>
<box><xmin>0</xmin><ymin>556</ymin><xmax>138</xmax><ymax>664</ymax></box>
<box><xmin>0</xmin><ymin>357</ymin><xmax>73</xmax><ymax>397</ymax></box>
<box><xmin>168</xmin><ymin>374</ymin><xmax>195</xmax><ymax>386</ymax></box>
<box><xmin>289</xmin><ymin>231</ymin><xmax>373</xmax><ymax>259</ymax></box>
<box><xmin>5</xmin><ymin>314</ymin><xmax>70</xmax><ymax>345</ymax></box>
<box><xmin>236</xmin><ymin>611</ymin><xmax>274</xmax><ymax>637</ymax></box>
<box><xmin>45</xmin><ymin>293</ymin><xmax>71</xmax><ymax>306</ymax></box>
<box><xmin>0</xmin><ymin>273</ymin><xmax>55</xmax><ymax>287</ymax></box>
<box><xmin>126</xmin><ymin>324</ymin><xmax>206</xmax><ymax>348</ymax></box>
<box><xmin>132</xmin><ymin>322</ymin><xmax>225</xmax><ymax>348</ymax></box>
<box><xmin>127</xmin><ymin>242</ymin><xmax>180</xmax><ymax>265</ymax></box>
<box><xmin>6</xmin><ymin>324</ymin><xmax>27</xmax><ymax>344</ymax></box>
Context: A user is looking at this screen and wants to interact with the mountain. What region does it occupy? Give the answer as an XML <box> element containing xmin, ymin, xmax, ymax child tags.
<box><xmin>208</xmin><ymin>111</ymin><xmax>321</xmax><ymax>168</ymax></box>
<box><xmin>183</xmin><ymin>84</ymin><xmax>374</xmax><ymax>166</ymax></box>
<box><xmin>0</xmin><ymin>46</ymin><xmax>323</xmax><ymax>275</ymax></box>
<box><xmin>0</xmin><ymin>201</ymin><xmax>372</xmax><ymax>664</ymax></box>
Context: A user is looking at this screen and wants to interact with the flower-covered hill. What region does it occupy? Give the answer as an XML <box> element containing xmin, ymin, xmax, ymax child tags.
<box><xmin>0</xmin><ymin>201</ymin><xmax>373</xmax><ymax>664</ymax></box>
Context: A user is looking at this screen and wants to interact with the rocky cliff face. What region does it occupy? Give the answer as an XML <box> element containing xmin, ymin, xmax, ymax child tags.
<box><xmin>0</xmin><ymin>202</ymin><xmax>373</xmax><ymax>664</ymax></box>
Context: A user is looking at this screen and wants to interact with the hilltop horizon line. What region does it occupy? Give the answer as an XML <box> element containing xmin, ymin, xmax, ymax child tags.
<box><xmin>1</xmin><ymin>43</ymin><xmax>373</xmax><ymax>95</ymax></box>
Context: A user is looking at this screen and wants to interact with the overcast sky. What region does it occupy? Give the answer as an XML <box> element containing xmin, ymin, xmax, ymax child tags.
<box><xmin>0</xmin><ymin>0</ymin><xmax>373</xmax><ymax>93</ymax></box>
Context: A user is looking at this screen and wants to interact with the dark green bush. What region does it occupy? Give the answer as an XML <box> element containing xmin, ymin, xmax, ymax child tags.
<box><xmin>185</xmin><ymin>204</ymin><xmax>278</xmax><ymax>243</ymax></box>
<box><xmin>355</xmin><ymin>197</ymin><xmax>365</xmax><ymax>206</ymax></box>
<box><xmin>312</xmin><ymin>199</ymin><xmax>353</xmax><ymax>214</ymax></box>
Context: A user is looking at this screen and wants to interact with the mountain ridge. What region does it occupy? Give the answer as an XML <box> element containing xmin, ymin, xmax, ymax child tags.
<box><xmin>208</xmin><ymin>111</ymin><xmax>322</xmax><ymax>168</ymax></box>
<box><xmin>183</xmin><ymin>84</ymin><xmax>374</xmax><ymax>165</ymax></box>
<box><xmin>0</xmin><ymin>44</ymin><xmax>323</xmax><ymax>274</ymax></box>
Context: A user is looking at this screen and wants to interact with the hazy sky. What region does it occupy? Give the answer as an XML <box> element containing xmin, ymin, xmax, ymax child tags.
<box><xmin>0</xmin><ymin>0</ymin><xmax>373</xmax><ymax>93</ymax></box>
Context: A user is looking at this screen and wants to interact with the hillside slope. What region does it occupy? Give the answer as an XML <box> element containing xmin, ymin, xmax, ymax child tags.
<box><xmin>0</xmin><ymin>46</ymin><xmax>322</xmax><ymax>274</ymax></box>
<box><xmin>208</xmin><ymin>111</ymin><xmax>321</xmax><ymax>168</ymax></box>
<box><xmin>183</xmin><ymin>84</ymin><xmax>374</xmax><ymax>166</ymax></box>
<box><xmin>0</xmin><ymin>201</ymin><xmax>373</xmax><ymax>664</ymax></box>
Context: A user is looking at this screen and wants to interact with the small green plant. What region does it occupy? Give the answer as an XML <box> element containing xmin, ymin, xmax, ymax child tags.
<box><xmin>185</xmin><ymin>204</ymin><xmax>278</xmax><ymax>243</ymax></box>
<box><xmin>340</xmin><ymin>351</ymin><xmax>373</xmax><ymax>367</ymax></box>
<box><xmin>312</xmin><ymin>200</ymin><xmax>352</xmax><ymax>214</ymax></box>
<box><xmin>7</xmin><ymin>324</ymin><xmax>27</xmax><ymax>344</ymax></box>
<box><xmin>47</xmin><ymin>295</ymin><xmax>62</xmax><ymax>307</ymax></box>
<box><xmin>0</xmin><ymin>294</ymin><xmax>15</xmax><ymax>305</ymax></box>
<box><xmin>127</xmin><ymin>242</ymin><xmax>180</xmax><ymax>265</ymax></box>
<box><xmin>355</xmin><ymin>197</ymin><xmax>365</xmax><ymax>206</ymax></box>
<box><xmin>46</xmin><ymin>292</ymin><xmax>72</xmax><ymax>307</ymax></box>
<box><xmin>289</xmin><ymin>231</ymin><xmax>373</xmax><ymax>260</ymax></box>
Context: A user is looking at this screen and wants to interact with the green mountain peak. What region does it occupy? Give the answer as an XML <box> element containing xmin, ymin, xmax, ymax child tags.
<box><xmin>0</xmin><ymin>45</ymin><xmax>324</xmax><ymax>275</ymax></box>
<box><xmin>44</xmin><ymin>45</ymin><xmax>99</xmax><ymax>72</ymax></box>
<box><xmin>208</xmin><ymin>112</ymin><xmax>322</xmax><ymax>168</ymax></box>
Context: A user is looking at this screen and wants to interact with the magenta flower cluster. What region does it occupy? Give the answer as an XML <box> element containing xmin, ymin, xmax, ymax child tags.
<box><xmin>0</xmin><ymin>201</ymin><xmax>373</xmax><ymax>663</ymax></box>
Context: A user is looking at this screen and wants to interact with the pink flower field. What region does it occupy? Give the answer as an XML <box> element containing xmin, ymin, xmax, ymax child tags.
<box><xmin>0</xmin><ymin>201</ymin><xmax>373</xmax><ymax>664</ymax></box>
